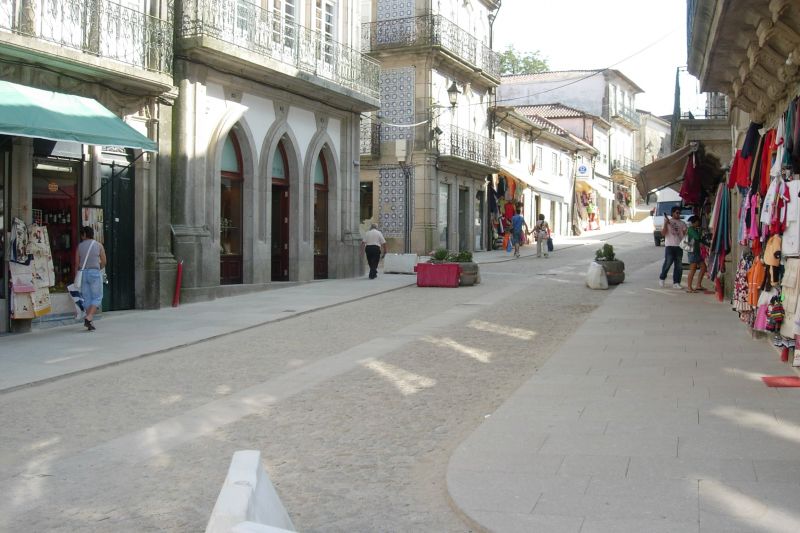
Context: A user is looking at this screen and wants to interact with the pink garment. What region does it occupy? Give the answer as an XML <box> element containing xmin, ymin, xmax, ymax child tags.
<box><xmin>748</xmin><ymin>194</ymin><xmax>760</xmax><ymax>241</ymax></box>
<box><xmin>754</xmin><ymin>304</ymin><xmax>769</xmax><ymax>331</ymax></box>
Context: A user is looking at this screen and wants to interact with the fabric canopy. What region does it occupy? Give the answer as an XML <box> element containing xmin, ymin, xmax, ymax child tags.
<box><xmin>577</xmin><ymin>177</ymin><xmax>614</xmax><ymax>200</ymax></box>
<box><xmin>0</xmin><ymin>80</ymin><xmax>157</xmax><ymax>151</ymax></box>
<box><xmin>636</xmin><ymin>143</ymin><xmax>697</xmax><ymax>198</ymax></box>
<box><xmin>500</xmin><ymin>164</ymin><xmax>564</xmax><ymax>203</ymax></box>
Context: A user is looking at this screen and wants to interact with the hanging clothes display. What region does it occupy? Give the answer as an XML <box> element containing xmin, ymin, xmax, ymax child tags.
<box><xmin>7</xmin><ymin>218</ymin><xmax>55</xmax><ymax>319</ymax></box>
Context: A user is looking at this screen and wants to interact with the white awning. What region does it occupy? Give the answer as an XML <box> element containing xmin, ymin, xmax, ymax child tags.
<box><xmin>577</xmin><ymin>177</ymin><xmax>614</xmax><ymax>200</ymax></box>
<box><xmin>500</xmin><ymin>164</ymin><xmax>565</xmax><ymax>203</ymax></box>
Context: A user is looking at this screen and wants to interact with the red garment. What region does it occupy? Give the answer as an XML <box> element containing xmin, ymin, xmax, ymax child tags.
<box><xmin>680</xmin><ymin>153</ymin><xmax>701</xmax><ymax>204</ymax></box>
<box><xmin>759</xmin><ymin>129</ymin><xmax>777</xmax><ymax>197</ymax></box>
<box><xmin>504</xmin><ymin>202</ymin><xmax>515</xmax><ymax>221</ymax></box>
<box><xmin>728</xmin><ymin>149</ymin><xmax>752</xmax><ymax>189</ymax></box>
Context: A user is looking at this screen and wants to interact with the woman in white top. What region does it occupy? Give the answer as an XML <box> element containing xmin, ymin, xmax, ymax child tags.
<box><xmin>76</xmin><ymin>226</ymin><xmax>107</xmax><ymax>331</ymax></box>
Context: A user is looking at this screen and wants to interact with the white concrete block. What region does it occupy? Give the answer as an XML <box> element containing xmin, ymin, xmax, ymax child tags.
<box><xmin>383</xmin><ymin>253</ymin><xmax>418</xmax><ymax>274</ymax></box>
<box><xmin>206</xmin><ymin>450</ymin><xmax>296</xmax><ymax>533</ymax></box>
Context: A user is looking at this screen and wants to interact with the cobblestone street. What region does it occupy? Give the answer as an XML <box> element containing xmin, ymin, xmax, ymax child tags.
<box><xmin>0</xmin><ymin>231</ymin><xmax>655</xmax><ymax>531</ymax></box>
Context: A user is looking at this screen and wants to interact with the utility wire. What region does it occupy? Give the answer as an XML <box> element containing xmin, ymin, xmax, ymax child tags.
<box><xmin>361</xmin><ymin>27</ymin><xmax>678</xmax><ymax>127</ymax></box>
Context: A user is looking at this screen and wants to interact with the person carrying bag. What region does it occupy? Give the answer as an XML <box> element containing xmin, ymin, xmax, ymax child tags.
<box><xmin>75</xmin><ymin>226</ymin><xmax>107</xmax><ymax>331</ymax></box>
<box><xmin>530</xmin><ymin>213</ymin><xmax>551</xmax><ymax>258</ymax></box>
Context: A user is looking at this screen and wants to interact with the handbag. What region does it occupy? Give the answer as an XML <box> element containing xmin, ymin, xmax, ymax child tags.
<box><xmin>679</xmin><ymin>236</ymin><xmax>694</xmax><ymax>253</ymax></box>
<box><xmin>547</xmin><ymin>237</ymin><xmax>554</xmax><ymax>252</ymax></box>
<box><xmin>73</xmin><ymin>240</ymin><xmax>95</xmax><ymax>289</ymax></box>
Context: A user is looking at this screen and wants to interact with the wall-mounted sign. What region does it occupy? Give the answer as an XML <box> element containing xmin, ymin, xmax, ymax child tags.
<box><xmin>577</xmin><ymin>164</ymin><xmax>591</xmax><ymax>178</ymax></box>
<box><xmin>47</xmin><ymin>182</ymin><xmax>58</xmax><ymax>192</ymax></box>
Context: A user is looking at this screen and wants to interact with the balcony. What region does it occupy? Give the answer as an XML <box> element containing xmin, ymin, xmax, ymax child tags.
<box><xmin>611</xmin><ymin>157</ymin><xmax>641</xmax><ymax>176</ymax></box>
<box><xmin>437</xmin><ymin>125</ymin><xmax>499</xmax><ymax>173</ymax></box>
<box><xmin>179</xmin><ymin>0</ymin><xmax>380</xmax><ymax>111</ymax></box>
<box><xmin>608</xmin><ymin>105</ymin><xmax>640</xmax><ymax>128</ymax></box>
<box><xmin>0</xmin><ymin>0</ymin><xmax>172</xmax><ymax>92</ymax></box>
<box><xmin>361</xmin><ymin>14</ymin><xmax>500</xmax><ymax>84</ymax></box>
<box><xmin>359</xmin><ymin>118</ymin><xmax>380</xmax><ymax>158</ymax></box>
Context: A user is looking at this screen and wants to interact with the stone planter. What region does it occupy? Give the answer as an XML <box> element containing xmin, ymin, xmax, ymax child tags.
<box><xmin>598</xmin><ymin>259</ymin><xmax>625</xmax><ymax>285</ymax></box>
<box><xmin>457</xmin><ymin>262</ymin><xmax>480</xmax><ymax>286</ymax></box>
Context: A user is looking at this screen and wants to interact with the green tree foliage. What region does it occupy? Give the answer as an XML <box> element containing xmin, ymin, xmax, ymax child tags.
<box><xmin>499</xmin><ymin>46</ymin><xmax>549</xmax><ymax>75</ymax></box>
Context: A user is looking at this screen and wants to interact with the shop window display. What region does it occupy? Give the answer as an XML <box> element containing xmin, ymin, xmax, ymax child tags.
<box><xmin>32</xmin><ymin>157</ymin><xmax>80</xmax><ymax>292</ymax></box>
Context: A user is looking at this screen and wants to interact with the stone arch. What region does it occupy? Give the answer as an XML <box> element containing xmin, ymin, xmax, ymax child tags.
<box><xmin>260</xmin><ymin>122</ymin><xmax>304</xmax><ymax>281</ymax></box>
<box><xmin>206</xmin><ymin>108</ymin><xmax>256</xmax><ymax>284</ymax></box>
<box><xmin>305</xmin><ymin>130</ymin><xmax>340</xmax><ymax>241</ymax></box>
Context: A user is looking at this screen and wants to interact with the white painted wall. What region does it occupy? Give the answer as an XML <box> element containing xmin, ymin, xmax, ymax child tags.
<box><xmin>498</xmin><ymin>75</ymin><xmax>606</xmax><ymax>117</ymax></box>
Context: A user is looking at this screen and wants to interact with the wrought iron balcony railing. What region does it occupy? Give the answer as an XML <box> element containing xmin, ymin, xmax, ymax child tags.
<box><xmin>180</xmin><ymin>0</ymin><xmax>380</xmax><ymax>100</ymax></box>
<box><xmin>438</xmin><ymin>125</ymin><xmax>499</xmax><ymax>169</ymax></box>
<box><xmin>0</xmin><ymin>0</ymin><xmax>172</xmax><ymax>74</ymax></box>
<box><xmin>611</xmin><ymin>157</ymin><xmax>641</xmax><ymax>175</ymax></box>
<box><xmin>360</xmin><ymin>119</ymin><xmax>380</xmax><ymax>157</ymax></box>
<box><xmin>361</xmin><ymin>14</ymin><xmax>500</xmax><ymax>81</ymax></box>
<box><xmin>609</xmin><ymin>105</ymin><xmax>640</xmax><ymax>127</ymax></box>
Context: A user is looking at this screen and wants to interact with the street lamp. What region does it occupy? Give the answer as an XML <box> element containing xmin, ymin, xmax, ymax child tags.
<box><xmin>447</xmin><ymin>81</ymin><xmax>460</xmax><ymax>107</ymax></box>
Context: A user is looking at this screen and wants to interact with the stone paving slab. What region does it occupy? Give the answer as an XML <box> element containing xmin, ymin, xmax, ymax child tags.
<box><xmin>0</xmin><ymin>276</ymin><xmax>415</xmax><ymax>391</ymax></box>
<box><xmin>447</xmin><ymin>259</ymin><xmax>800</xmax><ymax>532</ymax></box>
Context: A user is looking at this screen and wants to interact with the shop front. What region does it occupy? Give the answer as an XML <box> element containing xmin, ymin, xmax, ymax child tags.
<box><xmin>575</xmin><ymin>177</ymin><xmax>613</xmax><ymax>231</ymax></box>
<box><xmin>1</xmin><ymin>81</ymin><xmax>157</xmax><ymax>333</ymax></box>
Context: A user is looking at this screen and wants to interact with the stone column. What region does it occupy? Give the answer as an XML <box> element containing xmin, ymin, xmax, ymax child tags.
<box><xmin>9</xmin><ymin>137</ymin><xmax>33</xmax><ymax>332</ymax></box>
<box><xmin>171</xmin><ymin>61</ymin><xmax>213</xmax><ymax>291</ymax></box>
<box><xmin>142</xmin><ymin>96</ymin><xmax>177</xmax><ymax>308</ymax></box>
<box><xmin>339</xmin><ymin>113</ymin><xmax>363</xmax><ymax>278</ymax></box>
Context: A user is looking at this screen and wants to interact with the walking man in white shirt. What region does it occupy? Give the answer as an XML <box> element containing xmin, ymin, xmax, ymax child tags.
<box><xmin>659</xmin><ymin>206</ymin><xmax>688</xmax><ymax>288</ymax></box>
<box><xmin>361</xmin><ymin>223</ymin><xmax>387</xmax><ymax>279</ymax></box>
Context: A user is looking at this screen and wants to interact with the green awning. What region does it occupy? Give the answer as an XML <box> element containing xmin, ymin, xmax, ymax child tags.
<box><xmin>0</xmin><ymin>80</ymin><xmax>157</xmax><ymax>152</ymax></box>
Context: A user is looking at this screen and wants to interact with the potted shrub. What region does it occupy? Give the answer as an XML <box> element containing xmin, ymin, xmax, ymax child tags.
<box><xmin>595</xmin><ymin>243</ymin><xmax>625</xmax><ymax>285</ymax></box>
<box><xmin>448</xmin><ymin>250</ymin><xmax>480</xmax><ymax>286</ymax></box>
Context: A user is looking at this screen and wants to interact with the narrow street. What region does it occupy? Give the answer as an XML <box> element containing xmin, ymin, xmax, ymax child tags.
<box><xmin>0</xmin><ymin>230</ymin><xmax>655</xmax><ymax>532</ymax></box>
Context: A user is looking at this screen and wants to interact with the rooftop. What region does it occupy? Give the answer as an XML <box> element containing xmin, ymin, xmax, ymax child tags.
<box><xmin>516</xmin><ymin>103</ymin><xmax>586</xmax><ymax>118</ymax></box>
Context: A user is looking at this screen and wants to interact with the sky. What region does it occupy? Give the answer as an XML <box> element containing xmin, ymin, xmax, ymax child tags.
<box><xmin>493</xmin><ymin>0</ymin><xmax>688</xmax><ymax>117</ymax></box>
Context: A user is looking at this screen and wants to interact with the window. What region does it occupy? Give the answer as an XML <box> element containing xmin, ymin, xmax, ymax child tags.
<box><xmin>273</xmin><ymin>0</ymin><xmax>296</xmax><ymax>49</ymax></box>
<box><xmin>360</xmin><ymin>181</ymin><xmax>373</xmax><ymax>222</ymax></box>
<box><xmin>502</xmin><ymin>131</ymin><xmax>508</xmax><ymax>157</ymax></box>
<box><xmin>550</xmin><ymin>152</ymin><xmax>557</xmax><ymax>173</ymax></box>
<box><xmin>514</xmin><ymin>138</ymin><xmax>521</xmax><ymax>162</ymax></box>
<box><xmin>315</xmin><ymin>0</ymin><xmax>336</xmax><ymax>65</ymax></box>
<box><xmin>535</xmin><ymin>146</ymin><xmax>542</xmax><ymax>170</ymax></box>
<box><xmin>559</xmin><ymin>156</ymin><xmax>564</xmax><ymax>176</ymax></box>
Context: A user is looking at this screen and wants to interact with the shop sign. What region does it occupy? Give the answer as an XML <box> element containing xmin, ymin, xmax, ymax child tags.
<box><xmin>577</xmin><ymin>164</ymin><xmax>590</xmax><ymax>178</ymax></box>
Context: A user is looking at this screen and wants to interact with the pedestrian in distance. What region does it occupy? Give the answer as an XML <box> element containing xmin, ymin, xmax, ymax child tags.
<box><xmin>530</xmin><ymin>213</ymin><xmax>550</xmax><ymax>258</ymax></box>
<box><xmin>361</xmin><ymin>223</ymin><xmax>387</xmax><ymax>280</ymax></box>
<box><xmin>586</xmin><ymin>201</ymin><xmax>598</xmax><ymax>230</ymax></box>
<box><xmin>685</xmin><ymin>215</ymin><xmax>707</xmax><ymax>292</ymax></box>
<box><xmin>658</xmin><ymin>206</ymin><xmax>687</xmax><ymax>289</ymax></box>
<box><xmin>76</xmin><ymin>226</ymin><xmax>106</xmax><ymax>331</ymax></box>
<box><xmin>510</xmin><ymin>207</ymin><xmax>529</xmax><ymax>258</ymax></box>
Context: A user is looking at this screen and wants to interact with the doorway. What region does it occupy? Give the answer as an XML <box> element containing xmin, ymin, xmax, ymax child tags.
<box><xmin>313</xmin><ymin>153</ymin><xmax>328</xmax><ymax>279</ymax></box>
<box><xmin>99</xmin><ymin>155</ymin><xmax>135</xmax><ymax>310</ymax></box>
<box><xmin>458</xmin><ymin>187</ymin><xmax>469</xmax><ymax>251</ymax></box>
<box><xmin>271</xmin><ymin>184</ymin><xmax>289</xmax><ymax>281</ymax></box>
<box><xmin>220</xmin><ymin>131</ymin><xmax>243</xmax><ymax>285</ymax></box>
<box><xmin>271</xmin><ymin>141</ymin><xmax>290</xmax><ymax>281</ymax></box>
